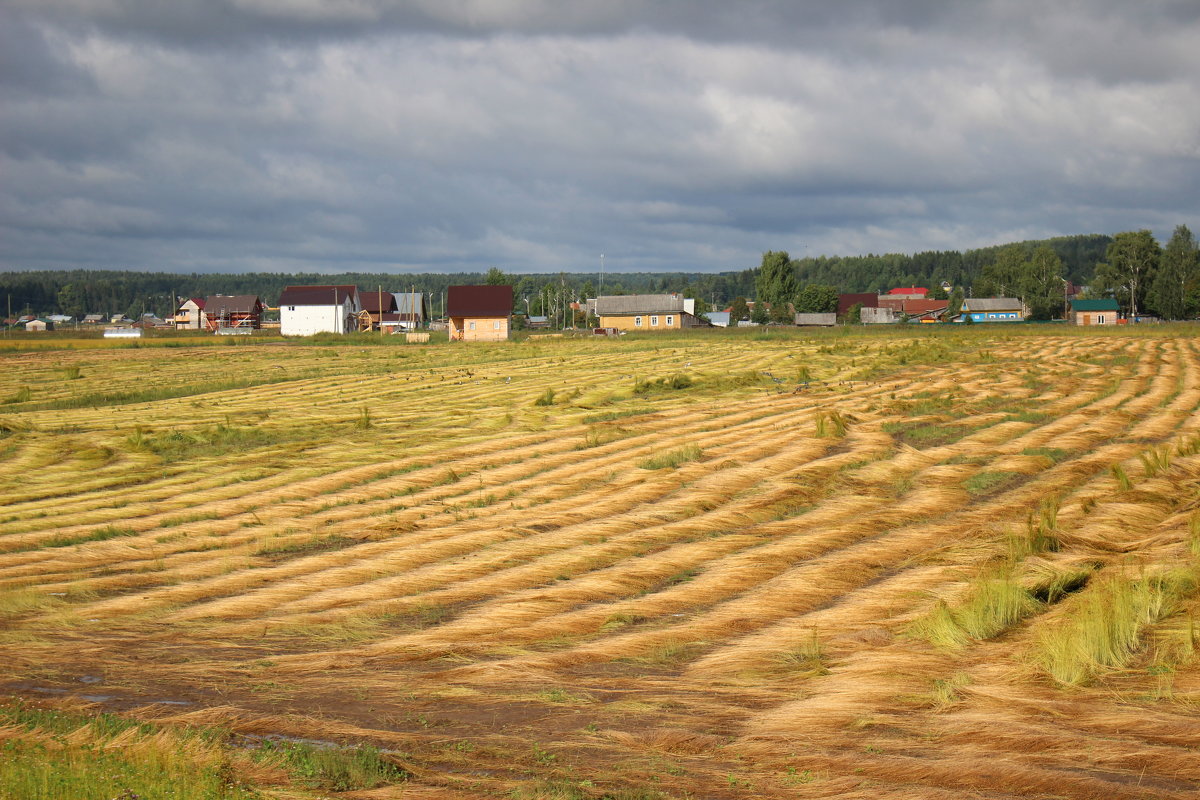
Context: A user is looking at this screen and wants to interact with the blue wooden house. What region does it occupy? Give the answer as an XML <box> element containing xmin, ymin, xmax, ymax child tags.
<box><xmin>960</xmin><ymin>298</ymin><xmax>1025</xmax><ymax>322</ymax></box>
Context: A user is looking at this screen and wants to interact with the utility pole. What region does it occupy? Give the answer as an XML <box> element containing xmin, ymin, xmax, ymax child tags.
<box><xmin>600</xmin><ymin>253</ymin><xmax>604</xmax><ymax>298</ymax></box>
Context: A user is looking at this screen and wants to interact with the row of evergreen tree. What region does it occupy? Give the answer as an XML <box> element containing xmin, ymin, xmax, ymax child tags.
<box><xmin>2</xmin><ymin>230</ymin><xmax>1196</xmax><ymax>321</ymax></box>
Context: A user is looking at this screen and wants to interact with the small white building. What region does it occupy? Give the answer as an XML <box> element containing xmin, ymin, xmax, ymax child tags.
<box><xmin>278</xmin><ymin>285</ymin><xmax>361</xmax><ymax>335</ymax></box>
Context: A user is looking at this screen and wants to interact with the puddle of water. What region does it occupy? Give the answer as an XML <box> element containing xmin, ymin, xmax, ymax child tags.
<box><xmin>79</xmin><ymin>675</ymin><xmax>103</xmax><ymax>684</ymax></box>
<box><xmin>239</xmin><ymin>733</ymin><xmax>341</xmax><ymax>750</ymax></box>
<box><xmin>81</xmin><ymin>694</ymin><xmax>114</xmax><ymax>702</ymax></box>
<box><xmin>31</xmin><ymin>687</ymin><xmax>66</xmax><ymax>695</ymax></box>
<box><xmin>151</xmin><ymin>700</ymin><xmax>193</xmax><ymax>706</ymax></box>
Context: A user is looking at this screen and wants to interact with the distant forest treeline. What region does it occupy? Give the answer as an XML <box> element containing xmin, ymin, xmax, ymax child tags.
<box><xmin>0</xmin><ymin>234</ymin><xmax>1112</xmax><ymax>318</ymax></box>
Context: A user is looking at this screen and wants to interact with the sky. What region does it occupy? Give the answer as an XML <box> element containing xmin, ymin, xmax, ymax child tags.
<box><xmin>2</xmin><ymin>1</ymin><xmax>1198</xmax><ymax>275</ymax></box>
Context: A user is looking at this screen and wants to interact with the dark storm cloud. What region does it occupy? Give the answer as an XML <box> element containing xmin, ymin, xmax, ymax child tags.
<box><xmin>1</xmin><ymin>1</ymin><xmax>1197</xmax><ymax>273</ymax></box>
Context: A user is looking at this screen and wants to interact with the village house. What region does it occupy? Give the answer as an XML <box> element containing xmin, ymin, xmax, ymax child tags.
<box><xmin>838</xmin><ymin>293</ymin><xmax>878</xmax><ymax>316</ymax></box>
<box><xmin>390</xmin><ymin>292</ymin><xmax>428</xmax><ymax>330</ymax></box>
<box><xmin>1068</xmin><ymin>298</ymin><xmax>1120</xmax><ymax>326</ymax></box>
<box><xmin>81</xmin><ymin>313</ymin><xmax>106</xmax><ymax>325</ymax></box>
<box><xmin>174</xmin><ymin>298</ymin><xmax>206</xmax><ymax>329</ymax></box>
<box><xmin>597</xmin><ymin>294</ymin><xmax>699</xmax><ymax>331</ymax></box>
<box><xmin>279</xmin><ymin>285</ymin><xmax>361</xmax><ymax>335</ymax></box>
<box><xmin>447</xmin><ymin>285</ymin><xmax>512</xmax><ymax>342</ymax></box>
<box><xmin>358</xmin><ymin>290</ymin><xmax>397</xmax><ymax>331</ymax></box>
<box><xmin>882</xmin><ymin>287</ymin><xmax>929</xmax><ymax>301</ymax></box>
<box><xmin>959</xmin><ymin>298</ymin><xmax>1025</xmax><ymax>322</ymax></box>
<box><xmin>24</xmin><ymin>318</ymin><xmax>53</xmax><ymax>331</ymax></box>
<box><xmin>204</xmin><ymin>295</ymin><xmax>264</xmax><ymax>332</ymax></box>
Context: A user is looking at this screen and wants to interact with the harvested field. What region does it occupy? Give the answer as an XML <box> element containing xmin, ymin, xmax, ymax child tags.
<box><xmin>2</xmin><ymin>327</ymin><xmax>1199</xmax><ymax>799</ymax></box>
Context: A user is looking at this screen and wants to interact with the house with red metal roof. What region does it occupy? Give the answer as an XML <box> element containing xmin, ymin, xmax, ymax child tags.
<box><xmin>279</xmin><ymin>285</ymin><xmax>361</xmax><ymax>335</ymax></box>
<box><xmin>447</xmin><ymin>285</ymin><xmax>512</xmax><ymax>342</ymax></box>
<box><xmin>174</xmin><ymin>298</ymin><xmax>206</xmax><ymax>330</ymax></box>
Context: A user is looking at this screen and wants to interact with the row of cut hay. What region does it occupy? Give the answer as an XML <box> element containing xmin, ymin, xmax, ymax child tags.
<box><xmin>250</xmin><ymin>367</ymin><xmax>984</xmax><ymax>628</ymax></box>
<box><xmin>0</xmin><ymin>337</ymin><xmax>783</xmax><ymax>520</ymax></box>
<box><xmin>689</xmin><ymin>441</ymin><xmax>1164</xmax><ymax>678</ymax></box>
<box><xmin>35</xmin><ymin>376</ymin><xmax>854</xmax><ymax>618</ymax></box>
<box><xmin>254</xmin><ymin>419</ymin><xmax>898</xmax><ymax>647</ymax></box>
<box><xmin>736</xmin><ymin>417</ymin><xmax>1200</xmax><ymax>784</ymax></box>
<box><xmin>175</xmin><ymin>391</ymin><xmax>886</xmax><ymax>625</ymax></box>
<box><xmin>295</xmin><ymin>343</ymin><xmax>1147</xmax><ymax>671</ymax></box>
<box><xmin>727</xmin><ymin>345</ymin><xmax>1188</xmax><ymax>670</ymax></box>
<box><xmin>614</xmin><ymin>345</ymin><xmax>1156</xmax><ymax>676</ymax></box>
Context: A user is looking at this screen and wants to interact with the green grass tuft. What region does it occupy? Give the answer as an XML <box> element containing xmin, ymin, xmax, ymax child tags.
<box><xmin>1034</xmin><ymin>568</ymin><xmax>1198</xmax><ymax>685</ymax></box>
<box><xmin>637</xmin><ymin>444</ymin><xmax>702</xmax><ymax>470</ymax></box>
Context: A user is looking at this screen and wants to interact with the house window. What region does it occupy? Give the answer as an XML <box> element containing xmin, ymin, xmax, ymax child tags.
<box><xmin>666</xmin><ymin>315</ymin><xmax>674</xmax><ymax>326</ymax></box>
<box><xmin>1097</xmin><ymin>314</ymin><xmax>1105</xmax><ymax>324</ymax></box>
<box><xmin>635</xmin><ymin>316</ymin><xmax>642</xmax><ymax>327</ymax></box>
<box><xmin>469</xmin><ymin>321</ymin><xmax>476</xmax><ymax>330</ymax></box>
<box><xmin>493</xmin><ymin>320</ymin><xmax>500</xmax><ymax>330</ymax></box>
<box><xmin>651</xmin><ymin>315</ymin><xmax>659</xmax><ymax>326</ymax></box>
<box><xmin>287</xmin><ymin>306</ymin><xmax>295</xmax><ymax>311</ymax></box>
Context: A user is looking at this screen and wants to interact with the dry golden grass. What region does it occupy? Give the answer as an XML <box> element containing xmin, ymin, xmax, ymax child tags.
<box><xmin>3</xmin><ymin>328</ymin><xmax>1200</xmax><ymax>798</ymax></box>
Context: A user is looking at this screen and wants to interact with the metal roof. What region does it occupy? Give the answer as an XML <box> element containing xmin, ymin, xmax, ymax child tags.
<box><xmin>962</xmin><ymin>297</ymin><xmax>1023</xmax><ymax>311</ymax></box>
<box><xmin>360</xmin><ymin>291</ymin><xmax>398</xmax><ymax>313</ymax></box>
<box><xmin>392</xmin><ymin>293</ymin><xmax>426</xmax><ymax>318</ymax></box>
<box><xmin>204</xmin><ymin>295</ymin><xmax>263</xmax><ymax>314</ymax></box>
<box><xmin>447</xmin><ymin>285</ymin><xmax>512</xmax><ymax>317</ymax></box>
<box><xmin>595</xmin><ymin>294</ymin><xmax>687</xmax><ymax>315</ymax></box>
<box><xmin>1070</xmin><ymin>298</ymin><xmax>1119</xmax><ymax>311</ymax></box>
<box><xmin>278</xmin><ymin>285</ymin><xmax>358</xmax><ymax>306</ymax></box>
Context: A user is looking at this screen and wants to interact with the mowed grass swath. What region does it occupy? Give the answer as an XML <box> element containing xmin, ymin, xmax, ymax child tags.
<box><xmin>2</xmin><ymin>327</ymin><xmax>1200</xmax><ymax>799</ymax></box>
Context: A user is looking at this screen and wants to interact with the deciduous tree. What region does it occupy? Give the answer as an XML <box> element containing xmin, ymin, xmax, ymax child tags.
<box><xmin>1149</xmin><ymin>225</ymin><xmax>1198</xmax><ymax>320</ymax></box>
<box><xmin>1105</xmin><ymin>230</ymin><xmax>1160</xmax><ymax>317</ymax></box>
<box><xmin>795</xmin><ymin>284</ymin><xmax>838</xmax><ymax>313</ymax></box>
<box><xmin>755</xmin><ymin>251</ymin><xmax>796</xmax><ymax>306</ymax></box>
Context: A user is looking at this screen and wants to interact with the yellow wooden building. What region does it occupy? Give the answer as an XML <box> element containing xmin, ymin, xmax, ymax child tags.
<box><xmin>595</xmin><ymin>294</ymin><xmax>700</xmax><ymax>331</ymax></box>
<box><xmin>447</xmin><ymin>285</ymin><xmax>512</xmax><ymax>342</ymax></box>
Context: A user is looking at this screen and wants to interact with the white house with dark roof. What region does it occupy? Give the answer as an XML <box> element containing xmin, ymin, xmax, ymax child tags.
<box><xmin>279</xmin><ymin>285</ymin><xmax>361</xmax><ymax>335</ymax></box>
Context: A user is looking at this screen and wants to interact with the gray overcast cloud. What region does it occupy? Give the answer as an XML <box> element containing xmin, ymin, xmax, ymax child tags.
<box><xmin>2</xmin><ymin>1</ymin><xmax>1198</xmax><ymax>273</ymax></box>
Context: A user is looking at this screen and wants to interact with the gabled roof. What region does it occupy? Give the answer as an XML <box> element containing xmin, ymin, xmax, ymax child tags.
<box><xmin>962</xmin><ymin>297</ymin><xmax>1023</xmax><ymax>311</ymax></box>
<box><xmin>887</xmin><ymin>287</ymin><xmax>928</xmax><ymax>296</ymax></box>
<box><xmin>838</xmin><ymin>293</ymin><xmax>878</xmax><ymax>314</ymax></box>
<box><xmin>447</xmin><ymin>285</ymin><xmax>512</xmax><ymax>317</ymax></box>
<box><xmin>392</xmin><ymin>293</ymin><xmax>426</xmax><ymax>318</ymax></box>
<box><xmin>1070</xmin><ymin>298</ymin><xmax>1119</xmax><ymax>311</ymax></box>
<box><xmin>596</xmin><ymin>294</ymin><xmax>688</xmax><ymax>315</ymax></box>
<box><xmin>279</xmin><ymin>285</ymin><xmax>358</xmax><ymax>306</ymax></box>
<box><xmin>360</xmin><ymin>291</ymin><xmax>398</xmax><ymax>314</ymax></box>
<box><xmin>204</xmin><ymin>295</ymin><xmax>263</xmax><ymax>314</ymax></box>
<box><xmin>878</xmin><ymin>297</ymin><xmax>949</xmax><ymax>314</ymax></box>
